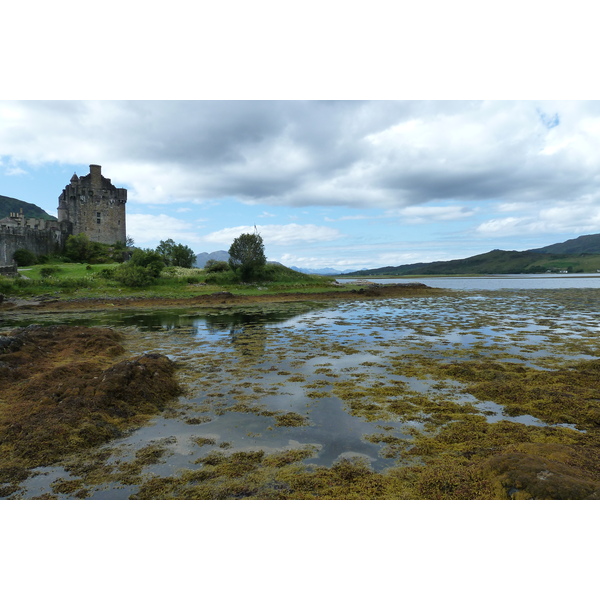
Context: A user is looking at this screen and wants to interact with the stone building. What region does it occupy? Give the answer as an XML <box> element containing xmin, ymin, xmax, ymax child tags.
<box><xmin>0</xmin><ymin>165</ymin><xmax>127</xmax><ymax>266</ymax></box>
<box><xmin>0</xmin><ymin>210</ymin><xmax>66</xmax><ymax>266</ymax></box>
<box><xmin>57</xmin><ymin>164</ymin><xmax>127</xmax><ymax>245</ymax></box>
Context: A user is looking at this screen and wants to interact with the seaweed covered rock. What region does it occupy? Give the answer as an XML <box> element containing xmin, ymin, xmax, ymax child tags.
<box><xmin>483</xmin><ymin>445</ymin><xmax>600</xmax><ymax>500</ymax></box>
<box><xmin>0</xmin><ymin>326</ymin><xmax>182</xmax><ymax>474</ymax></box>
<box><xmin>94</xmin><ymin>353</ymin><xmax>181</xmax><ymax>414</ymax></box>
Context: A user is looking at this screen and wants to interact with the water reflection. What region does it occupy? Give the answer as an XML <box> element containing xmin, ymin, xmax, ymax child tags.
<box><xmin>5</xmin><ymin>287</ymin><xmax>600</xmax><ymax>499</ymax></box>
<box><xmin>340</xmin><ymin>274</ymin><xmax>600</xmax><ymax>290</ymax></box>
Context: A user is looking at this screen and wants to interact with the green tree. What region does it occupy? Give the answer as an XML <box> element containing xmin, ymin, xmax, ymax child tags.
<box><xmin>156</xmin><ymin>239</ymin><xmax>196</xmax><ymax>268</ymax></box>
<box><xmin>64</xmin><ymin>233</ymin><xmax>113</xmax><ymax>263</ymax></box>
<box><xmin>64</xmin><ymin>233</ymin><xmax>92</xmax><ymax>262</ymax></box>
<box><xmin>156</xmin><ymin>239</ymin><xmax>176</xmax><ymax>264</ymax></box>
<box><xmin>110</xmin><ymin>248</ymin><xmax>165</xmax><ymax>287</ymax></box>
<box><xmin>228</xmin><ymin>230</ymin><xmax>266</xmax><ymax>281</ymax></box>
<box><xmin>205</xmin><ymin>259</ymin><xmax>230</xmax><ymax>273</ymax></box>
<box><xmin>171</xmin><ymin>244</ymin><xmax>196</xmax><ymax>268</ymax></box>
<box><xmin>130</xmin><ymin>248</ymin><xmax>165</xmax><ymax>277</ymax></box>
<box><xmin>12</xmin><ymin>248</ymin><xmax>37</xmax><ymax>267</ymax></box>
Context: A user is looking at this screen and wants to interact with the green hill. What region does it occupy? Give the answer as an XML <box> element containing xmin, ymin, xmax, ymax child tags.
<box><xmin>346</xmin><ymin>234</ymin><xmax>600</xmax><ymax>277</ymax></box>
<box><xmin>0</xmin><ymin>194</ymin><xmax>56</xmax><ymax>220</ymax></box>
<box><xmin>529</xmin><ymin>233</ymin><xmax>600</xmax><ymax>255</ymax></box>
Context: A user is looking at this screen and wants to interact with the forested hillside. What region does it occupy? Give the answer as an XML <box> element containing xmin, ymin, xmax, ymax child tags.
<box><xmin>0</xmin><ymin>195</ymin><xmax>56</xmax><ymax>220</ymax></box>
<box><xmin>345</xmin><ymin>234</ymin><xmax>600</xmax><ymax>277</ymax></box>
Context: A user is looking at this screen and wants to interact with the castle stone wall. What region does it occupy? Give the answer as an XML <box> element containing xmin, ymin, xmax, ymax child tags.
<box><xmin>1</xmin><ymin>165</ymin><xmax>127</xmax><ymax>266</ymax></box>
<box><xmin>0</xmin><ymin>224</ymin><xmax>68</xmax><ymax>265</ymax></box>
<box><xmin>58</xmin><ymin>164</ymin><xmax>127</xmax><ymax>245</ymax></box>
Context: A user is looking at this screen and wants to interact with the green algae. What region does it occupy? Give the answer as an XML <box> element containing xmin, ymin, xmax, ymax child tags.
<box><xmin>273</xmin><ymin>412</ymin><xmax>309</xmax><ymax>427</ymax></box>
<box><xmin>5</xmin><ymin>287</ymin><xmax>600</xmax><ymax>499</ymax></box>
<box><xmin>192</xmin><ymin>436</ymin><xmax>217</xmax><ymax>447</ymax></box>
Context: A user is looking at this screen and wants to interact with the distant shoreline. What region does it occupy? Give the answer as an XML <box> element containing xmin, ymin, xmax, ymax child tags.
<box><xmin>0</xmin><ymin>283</ymin><xmax>443</xmax><ymax>316</ymax></box>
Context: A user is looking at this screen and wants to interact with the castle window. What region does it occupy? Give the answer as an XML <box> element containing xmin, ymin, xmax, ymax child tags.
<box><xmin>97</xmin><ymin>219</ymin><xmax>101</xmax><ymax>224</ymax></box>
<box><xmin>96</xmin><ymin>212</ymin><xmax>101</xmax><ymax>218</ymax></box>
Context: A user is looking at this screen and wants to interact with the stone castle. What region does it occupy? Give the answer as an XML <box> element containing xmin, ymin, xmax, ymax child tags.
<box><xmin>0</xmin><ymin>165</ymin><xmax>127</xmax><ymax>266</ymax></box>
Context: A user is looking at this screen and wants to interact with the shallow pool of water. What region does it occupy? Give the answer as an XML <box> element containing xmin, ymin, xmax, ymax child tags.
<box><xmin>4</xmin><ymin>288</ymin><xmax>600</xmax><ymax>499</ymax></box>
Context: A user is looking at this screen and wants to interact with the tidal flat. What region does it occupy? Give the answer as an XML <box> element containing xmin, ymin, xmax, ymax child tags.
<box><xmin>2</xmin><ymin>287</ymin><xmax>600</xmax><ymax>499</ymax></box>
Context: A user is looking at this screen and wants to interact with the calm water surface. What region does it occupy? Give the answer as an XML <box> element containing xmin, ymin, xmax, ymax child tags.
<box><xmin>340</xmin><ymin>274</ymin><xmax>600</xmax><ymax>290</ymax></box>
<box><xmin>3</xmin><ymin>280</ymin><xmax>600</xmax><ymax>499</ymax></box>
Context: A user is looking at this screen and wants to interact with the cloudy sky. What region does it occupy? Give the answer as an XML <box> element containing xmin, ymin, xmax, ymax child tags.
<box><xmin>1</xmin><ymin>100</ymin><xmax>599</xmax><ymax>270</ymax></box>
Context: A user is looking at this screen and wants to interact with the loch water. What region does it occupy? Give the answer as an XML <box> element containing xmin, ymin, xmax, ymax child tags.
<box><xmin>3</xmin><ymin>276</ymin><xmax>600</xmax><ymax>499</ymax></box>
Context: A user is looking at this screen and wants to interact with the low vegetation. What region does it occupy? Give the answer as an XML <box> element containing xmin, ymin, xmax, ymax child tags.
<box><xmin>0</xmin><ymin>258</ymin><xmax>344</xmax><ymax>301</ymax></box>
<box><xmin>0</xmin><ymin>325</ymin><xmax>181</xmax><ymax>496</ymax></box>
<box><xmin>1</xmin><ymin>229</ymin><xmax>350</xmax><ymax>301</ymax></box>
<box><xmin>2</xmin><ymin>288</ymin><xmax>600</xmax><ymax>499</ymax></box>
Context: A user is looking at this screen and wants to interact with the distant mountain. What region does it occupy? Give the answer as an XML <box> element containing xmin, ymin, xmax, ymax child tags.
<box><xmin>194</xmin><ymin>250</ymin><xmax>230</xmax><ymax>267</ymax></box>
<box><xmin>195</xmin><ymin>252</ymin><xmax>348</xmax><ymax>275</ymax></box>
<box><xmin>344</xmin><ymin>234</ymin><xmax>600</xmax><ymax>277</ymax></box>
<box><xmin>529</xmin><ymin>233</ymin><xmax>600</xmax><ymax>255</ymax></box>
<box><xmin>293</xmin><ymin>267</ymin><xmax>338</xmax><ymax>275</ymax></box>
<box><xmin>0</xmin><ymin>195</ymin><xmax>56</xmax><ymax>220</ymax></box>
<box><xmin>290</xmin><ymin>266</ymin><xmax>353</xmax><ymax>275</ymax></box>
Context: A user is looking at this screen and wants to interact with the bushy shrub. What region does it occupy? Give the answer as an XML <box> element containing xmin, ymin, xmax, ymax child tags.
<box><xmin>40</xmin><ymin>266</ymin><xmax>62</xmax><ymax>278</ymax></box>
<box><xmin>13</xmin><ymin>248</ymin><xmax>37</xmax><ymax>267</ymax></box>
<box><xmin>112</xmin><ymin>265</ymin><xmax>155</xmax><ymax>287</ymax></box>
<box><xmin>96</xmin><ymin>268</ymin><xmax>116</xmax><ymax>280</ymax></box>
<box><xmin>205</xmin><ymin>260</ymin><xmax>230</xmax><ymax>273</ymax></box>
<box><xmin>0</xmin><ymin>276</ymin><xmax>15</xmax><ymax>294</ymax></box>
<box><xmin>12</xmin><ymin>277</ymin><xmax>36</xmax><ymax>290</ymax></box>
<box><xmin>64</xmin><ymin>233</ymin><xmax>115</xmax><ymax>264</ymax></box>
<box><xmin>56</xmin><ymin>277</ymin><xmax>96</xmax><ymax>291</ymax></box>
<box><xmin>130</xmin><ymin>249</ymin><xmax>165</xmax><ymax>277</ymax></box>
<box><xmin>186</xmin><ymin>275</ymin><xmax>203</xmax><ymax>284</ymax></box>
<box><xmin>205</xmin><ymin>269</ymin><xmax>241</xmax><ymax>285</ymax></box>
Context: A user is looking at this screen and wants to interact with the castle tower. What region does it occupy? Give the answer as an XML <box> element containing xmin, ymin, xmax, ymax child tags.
<box><xmin>57</xmin><ymin>164</ymin><xmax>127</xmax><ymax>245</ymax></box>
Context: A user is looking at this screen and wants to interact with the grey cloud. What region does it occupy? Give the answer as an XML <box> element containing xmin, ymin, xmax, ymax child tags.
<box><xmin>3</xmin><ymin>100</ymin><xmax>600</xmax><ymax>211</ymax></box>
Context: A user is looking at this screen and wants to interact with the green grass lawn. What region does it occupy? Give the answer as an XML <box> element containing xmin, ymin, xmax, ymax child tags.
<box><xmin>1</xmin><ymin>262</ymin><xmax>344</xmax><ymax>300</ymax></box>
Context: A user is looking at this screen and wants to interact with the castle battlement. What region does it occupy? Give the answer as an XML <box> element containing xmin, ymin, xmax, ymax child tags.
<box><xmin>0</xmin><ymin>208</ymin><xmax>62</xmax><ymax>233</ymax></box>
<box><xmin>1</xmin><ymin>165</ymin><xmax>127</xmax><ymax>266</ymax></box>
<box><xmin>58</xmin><ymin>164</ymin><xmax>127</xmax><ymax>245</ymax></box>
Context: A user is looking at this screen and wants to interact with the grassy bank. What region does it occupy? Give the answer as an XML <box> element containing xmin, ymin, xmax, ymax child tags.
<box><xmin>1</xmin><ymin>262</ymin><xmax>345</xmax><ymax>301</ymax></box>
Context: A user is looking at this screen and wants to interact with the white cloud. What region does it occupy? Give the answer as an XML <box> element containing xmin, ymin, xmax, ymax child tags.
<box><xmin>5</xmin><ymin>100</ymin><xmax>600</xmax><ymax>214</ymax></box>
<box><xmin>4</xmin><ymin>100</ymin><xmax>600</xmax><ymax>266</ymax></box>
<box><xmin>476</xmin><ymin>217</ymin><xmax>529</xmax><ymax>236</ymax></box>
<box><xmin>376</xmin><ymin>252</ymin><xmax>429</xmax><ymax>265</ymax></box>
<box><xmin>476</xmin><ymin>196</ymin><xmax>600</xmax><ymax>238</ymax></box>
<box><xmin>0</xmin><ymin>156</ymin><xmax>27</xmax><ymax>176</ymax></box>
<box><xmin>202</xmin><ymin>223</ymin><xmax>342</xmax><ymax>246</ymax></box>
<box><xmin>278</xmin><ymin>253</ymin><xmax>374</xmax><ymax>270</ymax></box>
<box><xmin>5</xmin><ymin>165</ymin><xmax>27</xmax><ymax>176</ymax></box>
<box><xmin>391</xmin><ymin>205</ymin><xmax>476</xmax><ymax>223</ymax></box>
<box><xmin>324</xmin><ymin>214</ymin><xmax>376</xmax><ymax>222</ymax></box>
<box><xmin>127</xmin><ymin>213</ymin><xmax>204</xmax><ymax>246</ymax></box>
